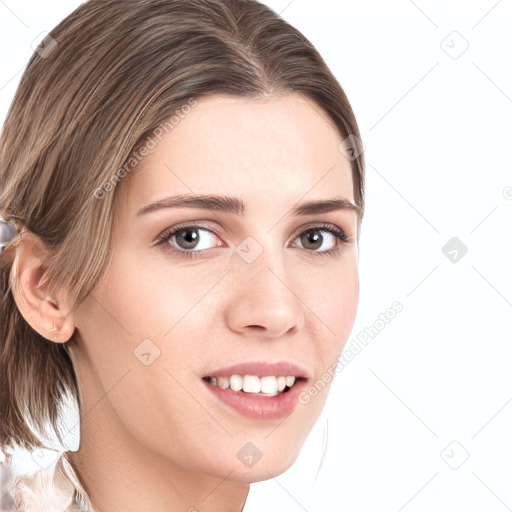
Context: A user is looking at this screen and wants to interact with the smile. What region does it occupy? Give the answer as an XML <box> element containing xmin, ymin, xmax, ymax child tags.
<box><xmin>202</xmin><ymin>360</ymin><xmax>311</xmax><ymax>419</ymax></box>
<box><xmin>205</xmin><ymin>374</ymin><xmax>300</xmax><ymax>396</ymax></box>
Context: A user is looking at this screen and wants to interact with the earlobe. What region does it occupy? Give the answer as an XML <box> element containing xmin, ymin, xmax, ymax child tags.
<box><xmin>10</xmin><ymin>230</ymin><xmax>76</xmax><ymax>344</ymax></box>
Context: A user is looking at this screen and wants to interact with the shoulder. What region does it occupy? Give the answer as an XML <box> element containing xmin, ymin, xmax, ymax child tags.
<box><xmin>1</xmin><ymin>452</ymin><xmax>87</xmax><ymax>512</ymax></box>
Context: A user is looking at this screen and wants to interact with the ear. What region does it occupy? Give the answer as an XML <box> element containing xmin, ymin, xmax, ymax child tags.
<box><xmin>9</xmin><ymin>229</ymin><xmax>76</xmax><ymax>343</ymax></box>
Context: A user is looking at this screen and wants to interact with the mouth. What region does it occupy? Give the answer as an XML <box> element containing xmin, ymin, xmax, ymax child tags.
<box><xmin>201</xmin><ymin>362</ymin><xmax>311</xmax><ymax>420</ymax></box>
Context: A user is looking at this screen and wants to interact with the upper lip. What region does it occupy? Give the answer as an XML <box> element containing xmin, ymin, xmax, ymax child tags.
<box><xmin>205</xmin><ymin>360</ymin><xmax>312</xmax><ymax>381</ymax></box>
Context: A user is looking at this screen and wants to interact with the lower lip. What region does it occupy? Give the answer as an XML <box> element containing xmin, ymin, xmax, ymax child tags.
<box><xmin>203</xmin><ymin>378</ymin><xmax>308</xmax><ymax>420</ymax></box>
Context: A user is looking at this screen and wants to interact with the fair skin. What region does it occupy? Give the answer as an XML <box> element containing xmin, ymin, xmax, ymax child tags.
<box><xmin>12</xmin><ymin>93</ymin><xmax>360</xmax><ymax>512</ymax></box>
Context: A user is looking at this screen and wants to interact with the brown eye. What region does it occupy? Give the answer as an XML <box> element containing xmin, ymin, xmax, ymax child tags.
<box><xmin>296</xmin><ymin>227</ymin><xmax>346</xmax><ymax>254</ymax></box>
<box><xmin>174</xmin><ymin>228</ymin><xmax>201</xmax><ymax>250</ymax></box>
<box><xmin>155</xmin><ymin>222</ymin><xmax>225</xmax><ymax>259</ymax></box>
<box><xmin>300</xmin><ymin>229</ymin><xmax>324</xmax><ymax>251</ymax></box>
<box><xmin>164</xmin><ymin>226</ymin><xmax>220</xmax><ymax>252</ymax></box>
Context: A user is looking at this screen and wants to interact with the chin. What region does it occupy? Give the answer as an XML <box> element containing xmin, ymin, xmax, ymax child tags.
<box><xmin>229</xmin><ymin>466</ymin><xmax>293</xmax><ymax>484</ymax></box>
<box><xmin>230</xmin><ymin>449</ymin><xmax>301</xmax><ymax>484</ymax></box>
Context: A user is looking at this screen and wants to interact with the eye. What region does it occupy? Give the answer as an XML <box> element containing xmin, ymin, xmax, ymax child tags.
<box><xmin>155</xmin><ymin>222</ymin><xmax>222</xmax><ymax>258</ymax></box>
<box><xmin>291</xmin><ymin>223</ymin><xmax>349</xmax><ymax>258</ymax></box>
<box><xmin>155</xmin><ymin>221</ymin><xmax>350</xmax><ymax>259</ymax></box>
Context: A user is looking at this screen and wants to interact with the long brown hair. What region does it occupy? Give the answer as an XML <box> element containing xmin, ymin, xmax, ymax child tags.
<box><xmin>0</xmin><ymin>0</ymin><xmax>365</xmax><ymax>454</ymax></box>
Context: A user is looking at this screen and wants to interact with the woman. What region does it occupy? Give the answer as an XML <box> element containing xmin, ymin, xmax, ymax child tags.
<box><xmin>0</xmin><ymin>0</ymin><xmax>365</xmax><ymax>510</ymax></box>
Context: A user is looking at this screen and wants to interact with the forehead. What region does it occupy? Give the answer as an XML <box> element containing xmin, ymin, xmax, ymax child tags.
<box><xmin>121</xmin><ymin>93</ymin><xmax>354</xmax><ymax>216</ymax></box>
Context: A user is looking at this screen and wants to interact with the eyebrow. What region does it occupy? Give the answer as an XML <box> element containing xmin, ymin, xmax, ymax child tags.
<box><xmin>136</xmin><ymin>193</ymin><xmax>361</xmax><ymax>218</ymax></box>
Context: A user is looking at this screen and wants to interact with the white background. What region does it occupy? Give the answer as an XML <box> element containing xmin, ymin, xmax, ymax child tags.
<box><xmin>1</xmin><ymin>1</ymin><xmax>511</xmax><ymax>511</ymax></box>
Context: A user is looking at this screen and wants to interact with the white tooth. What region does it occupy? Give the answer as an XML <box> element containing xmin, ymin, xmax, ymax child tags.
<box><xmin>212</xmin><ymin>374</ymin><xmax>294</xmax><ymax>393</ymax></box>
<box><xmin>285</xmin><ymin>376</ymin><xmax>296</xmax><ymax>387</ymax></box>
<box><xmin>260</xmin><ymin>390</ymin><xmax>280</xmax><ymax>397</ymax></box>
<box><xmin>260</xmin><ymin>376</ymin><xmax>278</xmax><ymax>394</ymax></box>
<box><xmin>229</xmin><ymin>374</ymin><xmax>243</xmax><ymax>391</ymax></box>
<box><xmin>243</xmin><ymin>375</ymin><xmax>261</xmax><ymax>393</ymax></box>
<box><xmin>276</xmin><ymin>376</ymin><xmax>287</xmax><ymax>392</ymax></box>
<box><xmin>217</xmin><ymin>376</ymin><xmax>229</xmax><ymax>389</ymax></box>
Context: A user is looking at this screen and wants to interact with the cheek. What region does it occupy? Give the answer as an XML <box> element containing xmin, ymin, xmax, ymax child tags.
<box><xmin>331</xmin><ymin>267</ymin><xmax>359</xmax><ymax>342</ymax></box>
<box><xmin>89</xmin><ymin>250</ymin><xmax>186</xmax><ymax>337</ymax></box>
<box><xmin>80</xmin><ymin>251</ymin><xmax>219</xmax><ymax>383</ymax></box>
<box><xmin>307</xmin><ymin>259</ymin><xmax>359</xmax><ymax>334</ymax></box>
<box><xmin>306</xmin><ymin>260</ymin><xmax>359</xmax><ymax>369</ymax></box>
<box><xmin>105</xmin><ymin>249</ymin><xmax>220</xmax><ymax>334</ymax></box>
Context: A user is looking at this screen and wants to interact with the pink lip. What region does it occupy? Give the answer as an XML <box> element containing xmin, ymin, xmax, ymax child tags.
<box><xmin>205</xmin><ymin>360</ymin><xmax>312</xmax><ymax>379</ymax></box>
<box><xmin>203</xmin><ymin>378</ymin><xmax>309</xmax><ymax>419</ymax></box>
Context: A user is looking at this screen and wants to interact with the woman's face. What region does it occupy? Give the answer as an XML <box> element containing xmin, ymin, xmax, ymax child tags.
<box><xmin>71</xmin><ymin>93</ymin><xmax>360</xmax><ymax>483</ymax></box>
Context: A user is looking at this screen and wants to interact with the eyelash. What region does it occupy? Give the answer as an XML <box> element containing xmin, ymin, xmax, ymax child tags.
<box><xmin>155</xmin><ymin>221</ymin><xmax>350</xmax><ymax>260</ymax></box>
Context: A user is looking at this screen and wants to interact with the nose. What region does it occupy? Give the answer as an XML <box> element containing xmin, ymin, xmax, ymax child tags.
<box><xmin>224</xmin><ymin>243</ymin><xmax>305</xmax><ymax>339</ymax></box>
